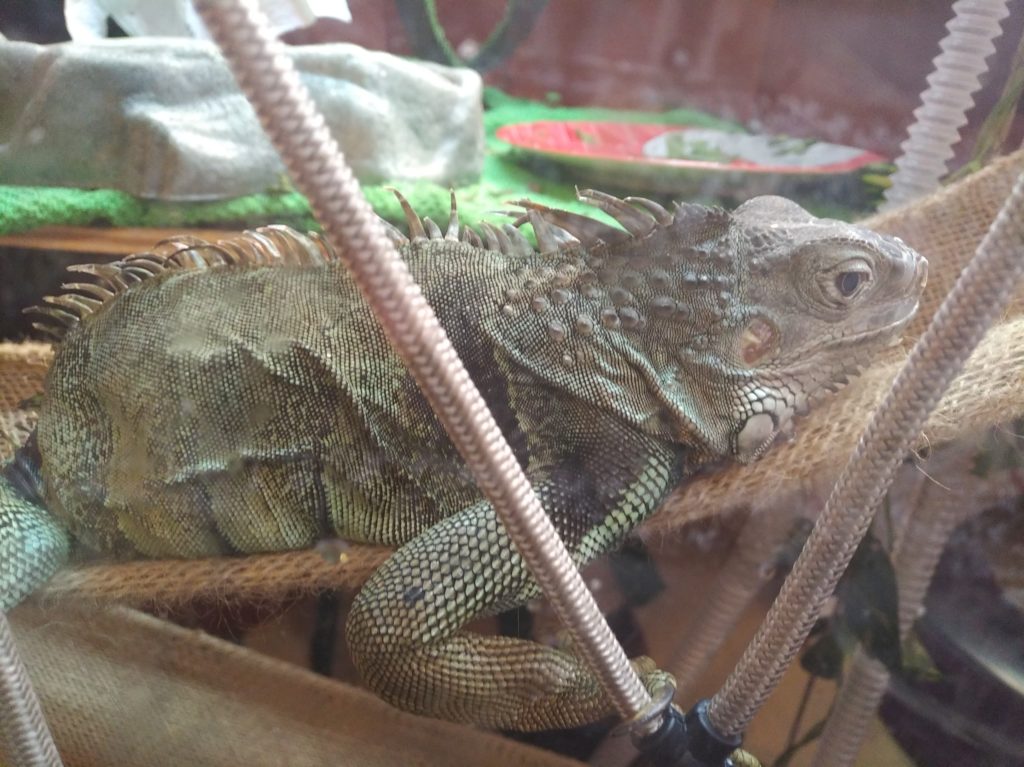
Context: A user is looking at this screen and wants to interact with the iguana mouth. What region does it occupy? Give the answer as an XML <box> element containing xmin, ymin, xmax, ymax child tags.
<box><xmin>775</xmin><ymin>311</ymin><xmax>918</xmax><ymax>388</ymax></box>
<box><xmin>827</xmin><ymin>308</ymin><xmax>919</xmax><ymax>350</ymax></box>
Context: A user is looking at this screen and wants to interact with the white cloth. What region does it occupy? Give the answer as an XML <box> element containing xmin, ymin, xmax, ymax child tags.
<box><xmin>0</xmin><ymin>38</ymin><xmax>483</xmax><ymax>199</ymax></box>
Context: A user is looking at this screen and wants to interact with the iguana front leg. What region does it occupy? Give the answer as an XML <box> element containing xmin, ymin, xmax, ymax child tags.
<box><xmin>347</xmin><ymin>436</ymin><xmax>683</xmax><ymax>731</ymax></box>
<box><xmin>0</xmin><ymin>474</ymin><xmax>69</xmax><ymax>613</ymax></box>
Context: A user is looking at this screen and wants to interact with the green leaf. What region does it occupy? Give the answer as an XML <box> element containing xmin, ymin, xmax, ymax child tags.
<box><xmin>772</xmin><ymin>717</ymin><xmax>828</xmax><ymax>767</ymax></box>
<box><xmin>836</xmin><ymin>532</ymin><xmax>902</xmax><ymax>674</ymax></box>
<box><xmin>800</xmin><ymin>632</ymin><xmax>844</xmax><ymax>680</ymax></box>
<box><xmin>901</xmin><ymin>628</ymin><xmax>943</xmax><ymax>683</ymax></box>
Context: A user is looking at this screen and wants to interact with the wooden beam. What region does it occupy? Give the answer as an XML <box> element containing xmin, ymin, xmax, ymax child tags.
<box><xmin>0</xmin><ymin>226</ymin><xmax>241</xmax><ymax>256</ymax></box>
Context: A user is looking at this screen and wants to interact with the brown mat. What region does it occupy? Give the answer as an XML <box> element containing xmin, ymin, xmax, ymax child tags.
<box><xmin>8</xmin><ymin>604</ymin><xmax>583</xmax><ymax>767</ymax></box>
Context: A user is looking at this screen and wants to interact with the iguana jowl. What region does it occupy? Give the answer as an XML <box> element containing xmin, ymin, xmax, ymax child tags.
<box><xmin>0</xmin><ymin>190</ymin><xmax>926</xmax><ymax>731</ymax></box>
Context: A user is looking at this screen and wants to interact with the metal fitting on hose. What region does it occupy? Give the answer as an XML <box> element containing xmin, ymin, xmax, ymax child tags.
<box><xmin>683</xmin><ymin>700</ymin><xmax>743</xmax><ymax>766</ymax></box>
<box><xmin>626</xmin><ymin>691</ymin><xmax>745</xmax><ymax>767</ymax></box>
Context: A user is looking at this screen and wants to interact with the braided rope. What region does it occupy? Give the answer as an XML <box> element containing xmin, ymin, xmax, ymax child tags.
<box><xmin>810</xmin><ymin>455</ymin><xmax>998</xmax><ymax>765</ymax></box>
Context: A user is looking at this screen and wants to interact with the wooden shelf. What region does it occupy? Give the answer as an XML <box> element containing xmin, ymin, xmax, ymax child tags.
<box><xmin>0</xmin><ymin>226</ymin><xmax>240</xmax><ymax>257</ymax></box>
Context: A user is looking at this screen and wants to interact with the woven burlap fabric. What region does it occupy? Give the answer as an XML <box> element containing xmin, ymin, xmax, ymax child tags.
<box><xmin>6</xmin><ymin>604</ymin><xmax>581</xmax><ymax>767</ymax></box>
<box><xmin>1</xmin><ymin>149</ymin><xmax>1023</xmax><ymax>604</ymax></box>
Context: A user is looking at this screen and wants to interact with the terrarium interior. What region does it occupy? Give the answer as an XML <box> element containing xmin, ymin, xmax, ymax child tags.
<box><xmin>1</xmin><ymin>2</ymin><xmax>1023</xmax><ymax>767</ymax></box>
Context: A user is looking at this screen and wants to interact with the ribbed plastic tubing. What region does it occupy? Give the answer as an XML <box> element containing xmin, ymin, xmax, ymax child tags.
<box><xmin>884</xmin><ymin>0</ymin><xmax>1011</xmax><ymax>209</ymax></box>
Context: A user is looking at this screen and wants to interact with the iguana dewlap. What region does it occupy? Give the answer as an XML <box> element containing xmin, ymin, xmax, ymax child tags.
<box><xmin>0</xmin><ymin>190</ymin><xmax>925</xmax><ymax>731</ymax></box>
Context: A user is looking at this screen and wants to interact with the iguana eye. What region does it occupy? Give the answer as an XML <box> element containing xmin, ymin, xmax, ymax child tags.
<box><xmin>835</xmin><ymin>270</ymin><xmax>868</xmax><ymax>298</ymax></box>
<box><xmin>812</xmin><ymin>258</ymin><xmax>874</xmax><ymax>311</ymax></box>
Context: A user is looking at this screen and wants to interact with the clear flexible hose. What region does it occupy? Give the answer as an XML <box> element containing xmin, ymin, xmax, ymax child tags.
<box><xmin>708</xmin><ymin>167</ymin><xmax>1024</xmax><ymax>737</ymax></box>
<box><xmin>0</xmin><ymin>611</ymin><xmax>62</xmax><ymax>767</ymax></box>
<box><xmin>809</xmin><ymin>486</ymin><xmax>965</xmax><ymax>767</ymax></box>
<box><xmin>669</xmin><ymin>509</ymin><xmax>800</xmax><ymax>700</ymax></box>
<box><xmin>192</xmin><ymin>0</ymin><xmax>650</xmax><ymax>726</ymax></box>
<box><xmin>883</xmin><ymin>0</ymin><xmax>1011</xmax><ymax>209</ymax></box>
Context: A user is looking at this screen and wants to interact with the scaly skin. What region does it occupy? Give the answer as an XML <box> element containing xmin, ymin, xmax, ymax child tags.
<box><xmin>0</xmin><ymin>191</ymin><xmax>925</xmax><ymax>730</ymax></box>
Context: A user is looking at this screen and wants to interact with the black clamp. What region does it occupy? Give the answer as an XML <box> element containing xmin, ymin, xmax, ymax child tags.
<box><xmin>683</xmin><ymin>699</ymin><xmax>743</xmax><ymax>765</ymax></box>
<box><xmin>629</xmin><ymin>688</ymin><xmax>688</xmax><ymax>766</ymax></box>
<box><xmin>627</xmin><ymin>693</ymin><xmax>744</xmax><ymax>767</ymax></box>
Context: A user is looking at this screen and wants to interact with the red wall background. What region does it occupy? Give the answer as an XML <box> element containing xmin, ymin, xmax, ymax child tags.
<box><xmin>296</xmin><ymin>0</ymin><xmax>1024</xmax><ymax>162</ymax></box>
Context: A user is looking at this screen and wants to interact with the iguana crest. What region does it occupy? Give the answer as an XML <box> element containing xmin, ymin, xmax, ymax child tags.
<box><xmin>28</xmin><ymin>226</ymin><xmax>337</xmax><ymax>340</ymax></box>
<box><xmin>27</xmin><ymin>189</ymin><xmax>728</xmax><ymax>340</ymax></box>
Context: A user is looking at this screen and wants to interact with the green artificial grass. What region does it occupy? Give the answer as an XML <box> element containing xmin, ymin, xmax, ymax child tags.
<box><xmin>0</xmin><ymin>89</ymin><xmax>741</xmax><ymax>238</ymax></box>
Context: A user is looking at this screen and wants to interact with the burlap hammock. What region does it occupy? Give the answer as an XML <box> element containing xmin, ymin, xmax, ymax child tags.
<box><xmin>2</xmin><ymin>149</ymin><xmax>1023</xmax><ymax>766</ymax></box>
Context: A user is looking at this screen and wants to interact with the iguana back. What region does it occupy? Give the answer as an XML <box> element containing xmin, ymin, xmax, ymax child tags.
<box><xmin>40</xmin><ymin>238</ymin><xmax>509</xmax><ymax>558</ymax></box>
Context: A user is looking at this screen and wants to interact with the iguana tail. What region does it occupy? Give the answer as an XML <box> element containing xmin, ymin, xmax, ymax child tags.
<box><xmin>1</xmin><ymin>436</ymin><xmax>69</xmax><ymax>612</ymax></box>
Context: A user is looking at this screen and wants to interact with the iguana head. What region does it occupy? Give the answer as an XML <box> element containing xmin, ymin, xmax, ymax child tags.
<box><xmin>515</xmin><ymin>191</ymin><xmax>927</xmax><ymax>464</ymax></box>
<box><xmin>715</xmin><ymin>196</ymin><xmax>927</xmax><ymax>461</ymax></box>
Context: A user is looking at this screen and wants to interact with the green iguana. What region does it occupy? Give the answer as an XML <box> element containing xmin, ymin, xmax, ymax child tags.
<box><xmin>0</xmin><ymin>190</ymin><xmax>926</xmax><ymax>731</ymax></box>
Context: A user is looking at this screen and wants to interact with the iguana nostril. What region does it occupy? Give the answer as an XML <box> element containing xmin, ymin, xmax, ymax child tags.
<box><xmin>892</xmin><ymin>249</ymin><xmax>927</xmax><ymax>291</ymax></box>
